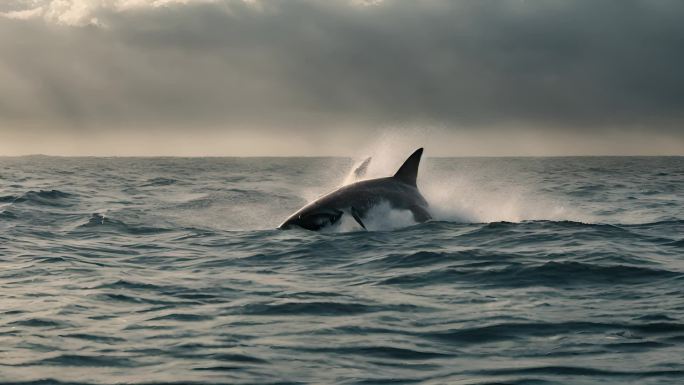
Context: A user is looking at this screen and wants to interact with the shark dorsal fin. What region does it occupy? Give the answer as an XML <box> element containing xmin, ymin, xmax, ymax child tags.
<box><xmin>393</xmin><ymin>148</ymin><xmax>423</xmax><ymax>186</ymax></box>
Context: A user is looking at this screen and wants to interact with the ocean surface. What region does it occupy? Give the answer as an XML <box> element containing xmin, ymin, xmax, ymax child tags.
<box><xmin>1</xmin><ymin>155</ymin><xmax>683</xmax><ymax>385</ymax></box>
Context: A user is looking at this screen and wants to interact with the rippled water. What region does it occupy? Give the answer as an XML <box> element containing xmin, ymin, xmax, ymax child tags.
<box><xmin>1</xmin><ymin>155</ymin><xmax>683</xmax><ymax>384</ymax></box>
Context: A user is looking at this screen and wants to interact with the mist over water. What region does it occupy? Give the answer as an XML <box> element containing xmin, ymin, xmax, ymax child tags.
<box><xmin>1</xmin><ymin>154</ymin><xmax>683</xmax><ymax>384</ymax></box>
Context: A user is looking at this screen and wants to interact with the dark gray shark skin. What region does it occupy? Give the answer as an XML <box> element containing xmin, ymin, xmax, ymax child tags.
<box><xmin>278</xmin><ymin>148</ymin><xmax>431</xmax><ymax>231</ymax></box>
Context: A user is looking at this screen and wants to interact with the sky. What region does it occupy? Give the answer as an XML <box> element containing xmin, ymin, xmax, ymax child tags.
<box><xmin>1</xmin><ymin>0</ymin><xmax>683</xmax><ymax>156</ymax></box>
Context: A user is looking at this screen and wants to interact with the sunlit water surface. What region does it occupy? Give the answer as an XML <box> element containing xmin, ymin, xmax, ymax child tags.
<box><xmin>1</xmin><ymin>156</ymin><xmax>683</xmax><ymax>385</ymax></box>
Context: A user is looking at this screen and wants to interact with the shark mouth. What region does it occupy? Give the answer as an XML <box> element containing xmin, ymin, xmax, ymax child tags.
<box><xmin>278</xmin><ymin>209</ymin><xmax>344</xmax><ymax>231</ymax></box>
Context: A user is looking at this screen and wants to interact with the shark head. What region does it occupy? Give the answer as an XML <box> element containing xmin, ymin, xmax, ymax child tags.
<box><xmin>278</xmin><ymin>207</ymin><xmax>344</xmax><ymax>231</ymax></box>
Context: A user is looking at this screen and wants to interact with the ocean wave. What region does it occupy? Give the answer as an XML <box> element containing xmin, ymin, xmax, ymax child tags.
<box><xmin>0</xmin><ymin>209</ymin><xmax>18</xmax><ymax>219</ymax></box>
<box><xmin>201</xmin><ymin>352</ymin><xmax>268</xmax><ymax>364</ymax></box>
<box><xmin>141</xmin><ymin>177</ymin><xmax>178</xmax><ymax>187</ymax></box>
<box><xmin>469</xmin><ymin>366</ymin><xmax>684</xmax><ymax>378</ymax></box>
<box><xmin>378</xmin><ymin>260</ymin><xmax>680</xmax><ymax>288</ymax></box>
<box><xmin>666</xmin><ymin>239</ymin><xmax>684</xmax><ymax>247</ymax></box>
<box><xmin>59</xmin><ymin>333</ymin><xmax>126</xmax><ymax>344</ymax></box>
<box><xmin>623</xmin><ymin>219</ymin><xmax>684</xmax><ymax>227</ymax></box>
<box><xmin>1</xmin><ymin>189</ymin><xmax>76</xmax><ymax>207</ymax></box>
<box><xmin>349</xmin><ymin>249</ymin><xmax>510</xmax><ymax>270</ymax></box>
<box><xmin>22</xmin><ymin>354</ymin><xmax>138</xmax><ymax>368</ymax></box>
<box><xmin>423</xmin><ymin>218</ymin><xmax>684</xmax><ymax>233</ymax></box>
<box><xmin>0</xmin><ymin>194</ymin><xmax>17</xmax><ymax>202</ymax></box>
<box><xmin>76</xmin><ymin>213</ymin><xmax>172</xmax><ymax>235</ymax></box>
<box><xmin>230</xmin><ymin>301</ymin><xmax>426</xmax><ymax>316</ymax></box>
<box><xmin>8</xmin><ymin>318</ymin><xmax>72</xmax><ymax>328</ymax></box>
<box><xmin>148</xmin><ymin>313</ymin><xmax>214</xmax><ymax>322</ymax></box>
<box><xmin>423</xmin><ymin>321</ymin><xmax>684</xmax><ymax>346</ymax></box>
<box><xmin>295</xmin><ymin>345</ymin><xmax>451</xmax><ymax>360</ymax></box>
<box><xmin>95</xmin><ymin>279</ymin><xmax>165</xmax><ymax>291</ymax></box>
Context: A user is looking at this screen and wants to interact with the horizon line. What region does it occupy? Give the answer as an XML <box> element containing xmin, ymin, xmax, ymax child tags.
<box><xmin>1</xmin><ymin>153</ymin><xmax>682</xmax><ymax>158</ymax></box>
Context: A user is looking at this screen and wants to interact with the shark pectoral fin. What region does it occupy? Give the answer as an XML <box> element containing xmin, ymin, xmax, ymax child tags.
<box><xmin>410</xmin><ymin>205</ymin><xmax>432</xmax><ymax>223</ymax></box>
<box><xmin>353</xmin><ymin>157</ymin><xmax>372</xmax><ymax>178</ymax></box>
<box><xmin>350</xmin><ymin>206</ymin><xmax>367</xmax><ymax>230</ymax></box>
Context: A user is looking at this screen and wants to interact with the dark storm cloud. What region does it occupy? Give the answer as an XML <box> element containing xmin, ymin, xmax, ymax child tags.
<box><xmin>1</xmin><ymin>0</ymin><xmax>683</xmax><ymax>137</ymax></box>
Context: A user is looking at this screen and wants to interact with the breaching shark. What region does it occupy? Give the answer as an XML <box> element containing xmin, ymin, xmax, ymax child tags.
<box><xmin>278</xmin><ymin>148</ymin><xmax>431</xmax><ymax>231</ymax></box>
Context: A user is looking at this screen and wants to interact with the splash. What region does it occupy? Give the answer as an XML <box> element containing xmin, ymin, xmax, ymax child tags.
<box><xmin>422</xmin><ymin>174</ymin><xmax>584</xmax><ymax>224</ymax></box>
<box><xmin>363</xmin><ymin>202</ymin><xmax>418</xmax><ymax>230</ymax></box>
<box><xmin>325</xmin><ymin>201</ymin><xmax>418</xmax><ymax>233</ymax></box>
<box><xmin>342</xmin><ymin>157</ymin><xmax>373</xmax><ymax>185</ymax></box>
<box><xmin>333</xmin><ymin>136</ymin><xmax>593</xmax><ymax>228</ymax></box>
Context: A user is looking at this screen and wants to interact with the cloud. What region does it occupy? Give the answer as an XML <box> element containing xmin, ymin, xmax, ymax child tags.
<box><xmin>1</xmin><ymin>0</ymin><xmax>229</xmax><ymax>26</ymax></box>
<box><xmin>1</xmin><ymin>6</ymin><xmax>45</xmax><ymax>21</ymax></box>
<box><xmin>0</xmin><ymin>0</ymin><xmax>683</xmax><ymax>155</ymax></box>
